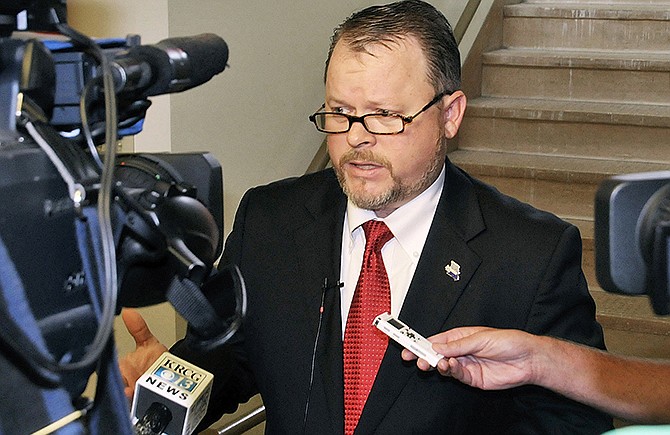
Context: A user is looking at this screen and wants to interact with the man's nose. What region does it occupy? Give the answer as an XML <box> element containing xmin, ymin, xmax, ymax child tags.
<box><xmin>346</xmin><ymin>119</ymin><xmax>375</xmax><ymax>148</ymax></box>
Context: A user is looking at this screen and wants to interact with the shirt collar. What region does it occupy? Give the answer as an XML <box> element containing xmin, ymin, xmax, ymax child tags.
<box><xmin>346</xmin><ymin>164</ymin><xmax>445</xmax><ymax>254</ymax></box>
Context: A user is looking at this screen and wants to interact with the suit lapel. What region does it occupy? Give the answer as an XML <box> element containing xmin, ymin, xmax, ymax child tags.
<box><xmin>291</xmin><ymin>171</ymin><xmax>347</xmax><ymax>434</ymax></box>
<box><xmin>358</xmin><ymin>159</ymin><xmax>486</xmax><ymax>433</ymax></box>
<box><xmin>400</xmin><ymin>159</ymin><xmax>485</xmax><ymax>334</ymax></box>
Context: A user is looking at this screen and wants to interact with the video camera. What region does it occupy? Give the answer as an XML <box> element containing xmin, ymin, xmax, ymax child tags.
<box><xmin>0</xmin><ymin>2</ymin><xmax>244</xmax><ymax>433</ymax></box>
<box><xmin>595</xmin><ymin>171</ymin><xmax>670</xmax><ymax>315</ymax></box>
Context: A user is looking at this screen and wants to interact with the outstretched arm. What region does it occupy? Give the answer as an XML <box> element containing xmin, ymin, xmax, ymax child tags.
<box><xmin>402</xmin><ymin>326</ymin><xmax>670</xmax><ymax>424</ymax></box>
<box><xmin>410</xmin><ymin>327</ymin><xmax>537</xmax><ymax>389</ymax></box>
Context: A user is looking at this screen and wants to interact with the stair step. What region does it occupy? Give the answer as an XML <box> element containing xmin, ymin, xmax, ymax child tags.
<box><xmin>591</xmin><ymin>287</ymin><xmax>670</xmax><ymax>358</ymax></box>
<box><xmin>527</xmin><ymin>0</ymin><xmax>670</xmax><ymax>4</ymax></box>
<box><xmin>482</xmin><ymin>48</ymin><xmax>670</xmax><ymax>104</ymax></box>
<box><xmin>466</xmin><ymin>97</ymin><xmax>670</xmax><ymax>128</ymax></box>
<box><xmin>506</xmin><ymin>2</ymin><xmax>670</xmax><ymax>21</ymax></box>
<box><xmin>449</xmin><ymin>148</ymin><xmax>670</xmax><ymax>182</ymax></box>
<box><xmin>448</xmin><ymin>149</ymin><xmax>668</xmax><ymax>217</ymax></box>
<box><xmin>458</xmin><ymin>97</ymin><xmax>670</xmax><ymax>161</ymax></box>
<box><xmin>504</xmin><ymin>3</ymin><xmax>670</xmax><ymax>51</ymax></box>
<box><xmin>484</xmin><ymin>48</ymin><xmax>670</xmax><ymax>72</ymax></box>
<box><xmin>566</xmin><ymin>216</ymin><xmax>594</xmax><ymax>248</ymax></box>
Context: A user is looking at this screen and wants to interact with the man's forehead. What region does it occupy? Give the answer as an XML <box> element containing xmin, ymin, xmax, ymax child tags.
<box><xmin>328</xmin><ymin>39</ymin><xmax>426</xmax><ymax>79</ymax></box>
<box><xmin>325</xmin><ymin>39</ymin><xmax>431</xmax><ymax>104</ymax></box>
<box><xmin>332</xmin><ymin>35</ymin><xmax>424</xmax><ymax>61</ymax></box>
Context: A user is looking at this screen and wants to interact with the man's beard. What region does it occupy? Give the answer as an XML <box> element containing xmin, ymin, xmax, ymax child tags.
<box><xmin>333</xmin><ymin>136</ymin><xmax>447</xmax><ymax>212</ymax></box>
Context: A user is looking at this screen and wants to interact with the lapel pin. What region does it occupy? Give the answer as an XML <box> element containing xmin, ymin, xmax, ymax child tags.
<box><xmin>444</xmin><ymin>260</ymin><xmax>461</xmax><ymax>281</ymax></box>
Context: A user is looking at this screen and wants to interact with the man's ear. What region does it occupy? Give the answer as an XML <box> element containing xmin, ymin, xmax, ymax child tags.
<box><xmin>442</xmin><ymin>91</ymin><xmax>467</xmax><ymax>139</ymax></box>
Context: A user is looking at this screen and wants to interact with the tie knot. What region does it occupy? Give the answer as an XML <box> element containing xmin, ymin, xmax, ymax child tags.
<box><xmin>362</xmin><ymin>220</ymin><xmax>394</xmax><ymax>252</ymax></box>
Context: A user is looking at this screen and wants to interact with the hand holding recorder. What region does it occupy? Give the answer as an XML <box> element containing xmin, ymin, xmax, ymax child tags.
<box><xmin>402</xmin><ymin>326</ymin><xmax>670</xmax><ymax>424</ymax></box>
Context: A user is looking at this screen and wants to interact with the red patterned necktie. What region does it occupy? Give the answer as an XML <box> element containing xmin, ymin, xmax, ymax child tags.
<box><xmin>343</xmin><ymin>220</ymin><xmax>394</xmax><ymax>435</ymax></box>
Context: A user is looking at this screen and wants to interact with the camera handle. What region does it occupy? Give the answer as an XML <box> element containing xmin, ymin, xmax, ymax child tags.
<box><xmin>167</xmin><ymin>263</ymin><xmax>247</xmax><ymax>351</ymax></box>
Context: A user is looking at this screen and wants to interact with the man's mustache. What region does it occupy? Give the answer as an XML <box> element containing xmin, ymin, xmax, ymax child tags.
<box><xmin>338</xmin><ymin>149</ymin><xmax>392</xmax><ymax>170</ymax></box>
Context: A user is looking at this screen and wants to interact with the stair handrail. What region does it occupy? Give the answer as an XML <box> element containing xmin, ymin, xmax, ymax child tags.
<box><xmin>214</xmin><ymin>1</ymin><xmax>481</xmax><ymax>433</ymax></box>
<box><xmin>213</xmin><ymin>404</ymin><xmax>267</xmax><ymax>435</ymax></box>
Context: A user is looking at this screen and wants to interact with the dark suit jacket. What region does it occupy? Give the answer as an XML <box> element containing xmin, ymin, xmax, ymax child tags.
<box><xmin>174</xmin><ymin>158</ymin><xmax>613</xmax><ymax>434</ymax></box>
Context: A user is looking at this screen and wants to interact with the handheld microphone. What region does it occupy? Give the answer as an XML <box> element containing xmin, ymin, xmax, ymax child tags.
<box><xmin>131</xmin><ymin>352</ymin><xmax>214</xmax><ymax>435</ymax></box>
<box><xmin>134</xmin><ymin>402</ymin><xmax>172</xmax><ymax>435</ymax></box>
<box><xmin>111</xmin><ymin>33</ymin><xmax>229</xmax><ymax>98</ymax></box>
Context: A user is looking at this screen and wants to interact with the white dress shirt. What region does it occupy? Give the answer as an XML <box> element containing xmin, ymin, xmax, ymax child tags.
<box><xmin>339</xmin><ymin>165</ymin><xmax>445</xmax><ymax>337</ymax></box>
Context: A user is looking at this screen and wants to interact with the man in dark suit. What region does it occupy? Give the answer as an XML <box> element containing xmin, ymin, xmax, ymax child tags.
<box><xmin>120</xmin><ymin>1</ymin><xmax>613</xmax><ymax>433</ymax></box>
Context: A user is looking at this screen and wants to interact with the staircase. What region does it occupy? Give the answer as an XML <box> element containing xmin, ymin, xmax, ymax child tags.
<box><xmin>451</xmin><ymin>0</ymin><xmax>670</xmax><ymax>359</ymax></box>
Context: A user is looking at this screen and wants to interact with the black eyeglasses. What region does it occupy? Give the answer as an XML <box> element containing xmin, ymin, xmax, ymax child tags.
<box><xmin>308</xmin><ymin>90</ymin><xmax>453</xmax><ymax>135</ymax></box>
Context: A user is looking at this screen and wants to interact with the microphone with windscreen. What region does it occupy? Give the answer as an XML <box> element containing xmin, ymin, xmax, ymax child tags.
<box><xmin>111</xmin><ymin>33</ymin><xmax>229</xmax><ymax>98</ymax></box>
